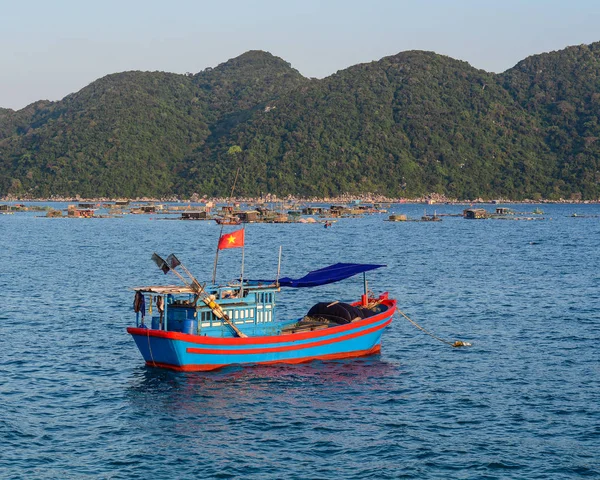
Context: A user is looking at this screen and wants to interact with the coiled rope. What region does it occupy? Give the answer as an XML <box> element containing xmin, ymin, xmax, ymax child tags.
<box><xmin>397</xmin><ymin>308</ymin><xmax>472</xmax><ymax>348</ymax></box>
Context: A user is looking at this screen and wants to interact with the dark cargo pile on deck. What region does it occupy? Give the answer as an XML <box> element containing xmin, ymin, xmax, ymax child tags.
<box><xmin>282</xmin><ymin>301</ymin><xmax>386</xmax><ymax>333</ymax></box>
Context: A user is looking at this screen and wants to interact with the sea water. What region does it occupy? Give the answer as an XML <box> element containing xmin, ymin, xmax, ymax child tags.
<box><xmin>1</xmin><ymin>203</ymin><xmax>598</xmax><ymax>479</ymax></box>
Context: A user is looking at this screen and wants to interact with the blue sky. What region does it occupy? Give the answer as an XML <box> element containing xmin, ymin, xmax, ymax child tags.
<box><xmin>1</xmin><ymin>0</ymin><xmax>599</xmax><ymax>110</ymax></box>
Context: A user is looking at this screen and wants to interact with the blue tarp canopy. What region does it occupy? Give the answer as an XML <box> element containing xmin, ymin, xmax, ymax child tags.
<box><xmin>252</xmin><ymin>263</ymin><xmax>385</xmax><ymax>288</ymax></box>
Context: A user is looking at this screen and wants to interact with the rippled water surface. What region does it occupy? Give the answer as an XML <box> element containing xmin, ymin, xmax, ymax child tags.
<box><xmin>1</xmin><ymin>203</ymin><xmax>599</xmax><ymax>479</ymax></box>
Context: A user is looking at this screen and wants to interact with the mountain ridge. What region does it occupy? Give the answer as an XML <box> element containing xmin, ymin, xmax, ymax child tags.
<box><xmin>2</xmin><ymin>44</ymin><xmax>600</xmax><ymax>199</ymax></box>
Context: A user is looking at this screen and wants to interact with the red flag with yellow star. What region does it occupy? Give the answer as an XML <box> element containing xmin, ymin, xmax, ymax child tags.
<box><xmin>218</xmin><ymin>228</ymin><xmax>245</xmax><ymax>250</ymax></box>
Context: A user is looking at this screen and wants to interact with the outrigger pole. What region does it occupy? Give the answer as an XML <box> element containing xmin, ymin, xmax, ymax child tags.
<box><xmin>152</xmin><ymin>253</ymin><xmax>247</xmax><ymax>338</ymax></box>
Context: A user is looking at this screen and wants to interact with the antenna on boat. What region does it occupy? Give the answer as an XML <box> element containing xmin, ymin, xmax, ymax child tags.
<box><xmin>276</xmin><ymin>246</ymin><xmax>282</xmax><ymax>286</ymax></box>
<box><xmin>238</xmin><ymin>227</ymin><xmax>245</xmax><ymax>298</ymax></box>
<box><xmin>212</xmin><ymin>227</ymin><xmax>223</xmax><ymax>285</ymax></box>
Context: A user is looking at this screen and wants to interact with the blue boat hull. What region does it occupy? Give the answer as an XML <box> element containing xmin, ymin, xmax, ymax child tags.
<box><xmin>127</xmin><ymin>299</ymin><xmax>395</xmax><ymax>371</ymax></box>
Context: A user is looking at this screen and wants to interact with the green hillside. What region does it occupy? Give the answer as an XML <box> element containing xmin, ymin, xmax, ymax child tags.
<box><xmin>500</xmin><ymin>43</ymin><xmax>600</xmax><ymax>199</ymax></box>
<box><xmin>0</xmin><ymin>51</ymin><xmax>308</xmax><ymax>198</ymax></box>
<box><xmin>1</xmin><ymin>44</ymin><xmax>600</xmax><ymax>200</ymax></box>
<box><xmin>183</xmin><ymin>51</ymin><xmax>551</xmax><ymax>198</ymax></box>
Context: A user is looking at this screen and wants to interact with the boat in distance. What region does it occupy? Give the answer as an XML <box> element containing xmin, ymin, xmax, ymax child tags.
<box><xmin>127</xmin><ymin>260</ymin><xmax>396</xmax><ymax>371</ymax></box>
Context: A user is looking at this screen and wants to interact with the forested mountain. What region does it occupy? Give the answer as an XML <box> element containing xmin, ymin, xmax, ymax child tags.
<box><xmin>500</xmin><ymin>43</ymin><xmax>600</xmax><ymax>199</ymax></box>
<box><xmin>1</xmin><ymin>44</ymin><xmax>600</xmax><ymax>199</ymax></box>
<box><xmin>0</xmin><ymin>52</ymin><xmax>308</xmax><ymax>197</ymax></box>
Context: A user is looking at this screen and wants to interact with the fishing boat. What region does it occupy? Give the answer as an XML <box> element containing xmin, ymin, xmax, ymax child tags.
<box><xmin>214</xmin><ymin>216</ymin><xmax>241</xmax><ymax>225</ymax></box>
<box><xmin>127</xmin><ymin>236</ymin><xmax>395</xmax><ymax>371</ymax></box>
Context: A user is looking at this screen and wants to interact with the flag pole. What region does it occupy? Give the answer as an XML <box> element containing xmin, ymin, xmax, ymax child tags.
<box><xmin>212</xmin><ymin>224</ymin><xmax>224</xmax><ymax>285</ymax></box>
<box><xmin>239</xmin><ymin>227</ymin><xmax>245</xmax><ymax>297</ymax></box>
<box><xmin>215</xmin><ymin>167</ymin><xmax>241</xmax><ymax>285</ymax></box>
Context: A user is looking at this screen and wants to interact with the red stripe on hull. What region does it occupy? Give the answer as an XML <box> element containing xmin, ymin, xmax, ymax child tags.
<box><xmin>187</xmin><ymin>318</ymin><xmax>392</xmax><ymax>355</ymax></box>
<box><xmin>144</xmin><ymin>344</ymin><xmax>382</xmax><ymax>372</ymax></box>
<box><xmin>127</xmin><ymin>299</ymin><xmax>396</xmax><ymax>345</ymax></box>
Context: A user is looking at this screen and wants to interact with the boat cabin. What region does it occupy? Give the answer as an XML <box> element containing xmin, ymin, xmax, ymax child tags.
<box><xmin>133</xmin><ymin>283</ymin><xmax>282</xmax><ymax>338</ymax></box>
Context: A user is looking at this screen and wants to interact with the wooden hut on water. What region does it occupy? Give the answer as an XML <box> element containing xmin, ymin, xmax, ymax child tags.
<box><xmin>181</xmin><ymin>211</ymin><xmax>210</xmax><ymax>220</ymax></box>
<box><xmin>68</xmin><ymin>205</ymin><xmax>94</xmax><ymax>218</ymax></box>
<box><xmin>329</xmin><ymin>205</ymin><xmax>352</xmax><ymax>217</ymax></box>
<box><xmin>463</xmin><ymin>208</ymin><xmax>489</xmax><ymax>219</ymax></box>
<box><xmin>302</xmin><ymin>206</ymin><xmax>326</xmax><ymax>215</ymax></box>
<box><xmin>238</xmin><ymin>210</ymin><xmax>260</xmax><ymax>223</ymax></box>
<box><xmin>495</xmin><ymin>207</ymin><xmax>513</xmax><ymax>215</ymax></box>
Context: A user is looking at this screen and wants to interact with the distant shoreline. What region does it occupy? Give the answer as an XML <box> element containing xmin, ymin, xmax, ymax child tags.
<box><xmin>1</xmin><ymin>194</ymin><xmax>599</xmax><ymax>205</ymax></box>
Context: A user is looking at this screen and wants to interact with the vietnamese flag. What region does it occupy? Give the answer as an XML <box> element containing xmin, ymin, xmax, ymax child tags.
<box><xmin>218</xmin><ymin>228</ymin><xmax>245</xmax><ymax>250</ymax></box>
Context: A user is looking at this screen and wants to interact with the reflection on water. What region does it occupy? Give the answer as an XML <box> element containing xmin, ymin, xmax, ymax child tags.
<box><xmin>128</xmin><ymin>356</ymin><xmax>401</xmax><ymax>413</ymax></box>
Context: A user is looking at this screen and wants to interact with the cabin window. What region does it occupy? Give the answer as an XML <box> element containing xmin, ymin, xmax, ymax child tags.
<box><xmin>257</xmin><ymin>311</ymin><xmax>263</xmax><ymax>323</ymax></box>
<box><xmin>249</xmin><ymin>309</ymin><xmax>254</xmax><ymax>318</ymax></box>
<box><xmin>234</xmin><ymin>310</ymin><xmax>239</xmax><ymax>319</ymax></box>
<box><xmin>200</xmin><ymin>310</ymin><xmax>211</xmax><ymax>327</ymax></box>
<box><xmin>240</xmin><ymin>310</ymin><xmax>245</xmax><ymax>319</ymax></box>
